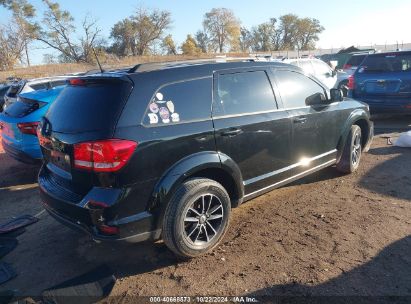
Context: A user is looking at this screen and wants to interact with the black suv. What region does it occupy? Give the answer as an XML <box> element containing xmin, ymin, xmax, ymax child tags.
<box><xmin>38</xmin><ymin>60</ymin><xmax>373</xmax><ymax>258</ymax></box>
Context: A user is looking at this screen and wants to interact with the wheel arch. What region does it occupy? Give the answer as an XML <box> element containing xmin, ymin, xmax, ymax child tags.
<box><xmin>336</xmin><ymin>109</ymin><xmax>372</xmax><ymax>162</ymax></box>
<box><xmin>149</xmin><ymin>151</ymin><xmax>244</xmax><ymax>230</ymax></box>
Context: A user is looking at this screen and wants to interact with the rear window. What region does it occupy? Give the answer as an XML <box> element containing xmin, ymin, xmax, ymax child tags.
<box><xmin>30</xmin><ymin>83</ymin><xmax>48</xmax><ymax>90</ymax></box>
<box><xmin>4</xmin><ymin>97</ymin><xmax>46</xmax><ymax>118</ymax></box>
<box><xmin>46</xmin><ymin>80</ymin><xmax>132</xmax><ymax>133</ymax></box>
<box><xmin>346</xmin><ymin>55</ymin><xmax>366</xmax><ymax>66</ymax></box>
<box><xmin>359</xmin><ymin>52</ymin><xmax>411</xmax><ymax>73</ymax></box>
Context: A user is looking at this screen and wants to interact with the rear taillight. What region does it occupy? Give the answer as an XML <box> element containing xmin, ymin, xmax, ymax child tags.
<box><xmin>343</xmin><ymin>64</ymin><xmax>352</xmax><ymax>70</ymax></box>
<box><xmin>73</xmin><ymin>139</ymin><xmax>137</xmax><ymax>172</ymax></box>
<box><xmin>347</xmin><ymin>75</ymin><xmax>355</xmax><ymax>90</ymax></box>
<box><xmin>17</xmin><ymin>122</ymin><xmax>39</xmax><ymax>136</ymax></box>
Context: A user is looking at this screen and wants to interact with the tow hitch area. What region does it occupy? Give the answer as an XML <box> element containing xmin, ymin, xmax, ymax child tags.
<box><xmin>87</xmin><ymin>201</ymin><xmax>119</xmax><ymax>236</ymax></box>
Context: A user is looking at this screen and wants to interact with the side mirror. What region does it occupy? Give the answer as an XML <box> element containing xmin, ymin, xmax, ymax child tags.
<box><xmin>330</xmin><ymin>88</ymin><xmax>344</xmax><ymax>101</ymax></box>
<box><xmin>305</xmin><ymin>92</ymin><xmax>326</xmax><ymax>106</ymax></box>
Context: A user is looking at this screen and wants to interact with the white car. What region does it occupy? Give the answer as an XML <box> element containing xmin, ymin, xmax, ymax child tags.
<box><xmin>3</xmin><ymin>76</ymin><xmax>70</xmax><ymax>110</ymax></box>
<box><xmin>283</xmin><ymin>58</ymin><xmax>338</xmax><ymax>90</ymax></box>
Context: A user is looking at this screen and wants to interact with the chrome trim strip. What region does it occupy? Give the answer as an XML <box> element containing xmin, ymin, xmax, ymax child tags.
<box><xmin>243</xmin><ymin>149</ymin><xmax>337</xmax><ymax>186</ymax></box>
<box><xmin>244</xmin><ymin>159</ymin><xmax>336</xmax><ymax>199</ymax></box>
<box><xmin>212</xmin><ymin>108</ymin><xmax>286</xmax><ymax>120</ymax></box>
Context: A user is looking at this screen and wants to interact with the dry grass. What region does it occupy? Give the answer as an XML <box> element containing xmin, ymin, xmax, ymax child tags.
<box><xmin>0</xmin><ymin>53</ymin><xmax>249</xmax><ymax>82</ymax></box>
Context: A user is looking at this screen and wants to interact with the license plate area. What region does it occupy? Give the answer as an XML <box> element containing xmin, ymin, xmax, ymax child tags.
<box><xmin>44</xmin><ymin>148</ymin><xmax>71</xmax><ymax>172</ymax></box>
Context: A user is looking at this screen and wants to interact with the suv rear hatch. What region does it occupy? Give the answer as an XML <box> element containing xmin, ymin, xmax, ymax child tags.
<box><xmin>352</xmin><ymin>52</ymin><xmax>411</xmax><ymax>104</ymax></box>
<box><xmin>39</xmin><ymin>76</ymin><xmax>134</xmax><ymax>200</ymax></box>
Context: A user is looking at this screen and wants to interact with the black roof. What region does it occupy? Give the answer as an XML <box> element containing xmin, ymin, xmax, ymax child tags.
<box><xmin>80</xmin><ymin>59</ymin><xmax>295</xmax><ymax>80</ymax></box>
<box><xmin>129</xmin><ymin>59</ymin><xmax>291</xmax><ymax>74</ymax></box>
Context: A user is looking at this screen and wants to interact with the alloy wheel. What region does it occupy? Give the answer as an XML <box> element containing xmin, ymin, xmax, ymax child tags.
<box><xmin>183</xmin><ymin>194</ymin><xmax>224</xmax><ymax>245</ymax></box>
<box><xmin>351</xmin><ymin>131</ymin><xmax>361</xmax><ymax>166</ymax></box>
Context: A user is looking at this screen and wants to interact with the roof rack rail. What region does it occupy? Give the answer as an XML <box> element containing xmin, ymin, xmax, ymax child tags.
<box><xmin>127</xmin><ymin>57</ymin><xmax>253</xmax><ymax>73</ymax></box>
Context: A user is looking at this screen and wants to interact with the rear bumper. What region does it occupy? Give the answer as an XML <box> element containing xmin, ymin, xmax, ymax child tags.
<box><xmin>38</xmin><ymin>166</ymin><xmax>161</xmax><ymax>243</ymax></box>
<box><xmin>349</xmin><ymin>94</ymin><xmax>411</xmax><ymax>114</ymax></box>
<box><xmin>2</xmin><ymin>139</ymin><xmax>41</xmax><ymax>164</ymax></box>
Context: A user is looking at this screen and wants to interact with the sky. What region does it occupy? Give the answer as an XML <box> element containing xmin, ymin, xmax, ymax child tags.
<box><xmin>0</xmin><ymin>0</ymin><xmax>410</xmax><ymax>65</ymax></box>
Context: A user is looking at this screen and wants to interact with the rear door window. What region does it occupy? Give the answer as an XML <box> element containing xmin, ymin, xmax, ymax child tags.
<box><xmin>359</xmin><ymin>52</ymin><xmax>411</xmax><ymax>73</ymax></box>
<box><xmin>214</xmin><ymin>70</ymin><xmax>277</xmax><ymax>116</ymax></box>
<box><xmin>298</xmin><ymin>61</ymin><xmax>315</xmax><ymax>75</ymax></box>
<box><xmin>312</xmin><ymin>60</ymin><xmax>332</xmax><ymax>76</ymax></box>
<box><xmin>143</xmin><ymin>77</ymin><xmax>212</xmax><ymax>125</ymax></box>
<box><xmin>275</xmin><ymin>70</ymin><xmax>326</xmax><ymax>108</ymax></box>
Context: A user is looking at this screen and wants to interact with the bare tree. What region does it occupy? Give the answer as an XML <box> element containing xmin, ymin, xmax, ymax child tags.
<box><xmin>203</xmin><ymin>8</ymin><xmax>241</xmax><ymax>53</ymax></box>
<box><xmin>0</xmin><ymin>0</ymin><xmax>39</xmax><ymax>66</ymax></box>
<box><xmin>0</xmin><ymin>23</ymin><xmax>26</xmax><ymax>70</ymax></box>
<box><xmin>37</xmin><ymin>0</ymin><xmax>102</xmax><ymax>63</ymax></box>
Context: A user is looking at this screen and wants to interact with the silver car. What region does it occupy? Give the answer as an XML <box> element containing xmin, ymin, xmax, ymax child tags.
<box><xmin>3</xmin><ymin>76</ymin><xmax>70</xmax><ymax>110</ymax></box>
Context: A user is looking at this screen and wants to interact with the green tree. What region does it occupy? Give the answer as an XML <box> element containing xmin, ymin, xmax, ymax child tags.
<box><xmin>295</xmin><ymin>18</ymin><xmax>324</xmax><ymax>50</ymax></box>
<box><xmin>161</xmin><ymin>34</ymin><xmax>177</xmax><ymax>55</ymax></box>
<box><xmin>203</xmin><ymin>8</ymin><xmax>241</xmax><ymax>53</ymax></box>
<box><xmin>109</xmin><ymin>7</ymin><xmax>172</xmax><ymax>56</ymax></box>
<box><xmin>181</xmin><ymin>35</ymin><xmax>200</xmax><ymax>55</ymax></box>
<box><xmin>250</xmin><ymin>15</ymin><xmax>324</xmax><ymax>52</ymax></box>
<box><xmin>278</xmin><ymin>14</ymin><xmax>299</xmax><ymax>50</ymax></box>
<box><xmin>195</xmin><ymin>30</ymin><xmax>210</xmax><ymax>53</ymax></box>
<box><xmin>109</xmin><ymin>18</ymin><xmax>136</xmax><ymax>56</ymax></box>
<box><xmin>239</xmin><ymin>27</ymin><xmax>253</xmax><ymax>53</ymax></box>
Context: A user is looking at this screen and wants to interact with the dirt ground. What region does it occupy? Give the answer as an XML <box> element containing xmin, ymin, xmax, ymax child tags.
<box><xmin>0</xmin><ymin>117</ymin><xmax>410</xmax><ymax>301</ymax></box>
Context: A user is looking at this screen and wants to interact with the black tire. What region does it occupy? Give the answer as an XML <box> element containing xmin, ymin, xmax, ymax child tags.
<box><xmin>336</xmin><ymin>125</ymin><xmax>362</xmax><ymax>173</ymax></box>
<box><xmin>162</xmin><ymin>178</ymin><xmax>231</xmax><ymax>258</ymax></box>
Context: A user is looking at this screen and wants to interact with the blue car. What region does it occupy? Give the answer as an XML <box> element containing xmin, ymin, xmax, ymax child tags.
<box><xmin>0</xmin><ymin>85</ymin><xmax>65</xmax><ymax>163</ymax></box>
<box><xmin>348</xmin><ymin>51</ymin><xmax>411</xmax><ymax>114</ymax></box>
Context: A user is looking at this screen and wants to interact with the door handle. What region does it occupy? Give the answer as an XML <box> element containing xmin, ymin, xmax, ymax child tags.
<box><xmin>293</xmin><ymin>117</ymin><xmax>307</xmax><ymax>124</ymax></box>
<box><xmin>221</xmin><ymin>128</ymin><xmax>242</xmax><ymax>137</ymax></box>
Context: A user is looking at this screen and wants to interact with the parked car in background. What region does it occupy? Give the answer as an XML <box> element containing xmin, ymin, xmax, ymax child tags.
<box><xmin>37</xmin><ymin>60</ymin><xmax>373</xmax><ymax>258</ymax></box>
<box><xmin>336</xmin><ymin>53</ymin><xmax>369</xmax><ymax>90</ymax></box>
<box><xmin>0</xmin><ymin>84</ymin><xmax>11</xmax><ymax>112</ymax></box>
<box><xmin>320</xmin><ymin>48</ymin><xmax>374</xmax><ymax>70</ymax></box>
<box><xmin>348</xmin><ymin>51</ymin><xmax>411</xmax><ymax>114</ymax></box>
<box><xmin>0</xmin><ymin>85</ymin><xmax>66</xmax><ymax>163</ymax></box>
<box><xmin>283</xmin><ymin>58</ymin><xmax>338</xmax><ymax>89</ymax></box>
<box><xmin>3</xmin><ymin>76</ymin><xmax>69</xmax><ymax>111</ymax></box>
